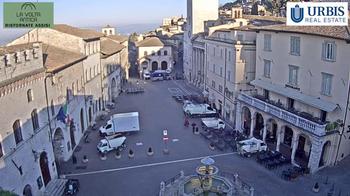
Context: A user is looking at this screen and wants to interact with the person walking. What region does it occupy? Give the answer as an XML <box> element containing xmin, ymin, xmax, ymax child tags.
<box><xmin>192</xmin><ymin>122</ymin><xmax>196</xmax><ymax>134</ymax></box>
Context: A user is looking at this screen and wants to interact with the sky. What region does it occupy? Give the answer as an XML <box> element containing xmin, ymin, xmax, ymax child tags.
<box><xmin>0</xmin><ymin>0</ymin><xmax>233</xmax><ymax>44</ymax></box>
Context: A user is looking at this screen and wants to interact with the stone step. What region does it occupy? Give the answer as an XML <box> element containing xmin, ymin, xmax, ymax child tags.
<box><xmin>44</xmin><ymin>178</ymin><xmax>68</xmax><ymax>196</ymax></box>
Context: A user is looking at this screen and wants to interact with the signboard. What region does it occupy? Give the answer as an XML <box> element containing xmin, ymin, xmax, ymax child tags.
<box><xmin>163</xmin><ymin>129</ymin><xmax>168</xmax><ymax>141</ymax></box>
<box><xmin>3</xmin><ymin>2</ymin><xmax>54</xmax><ymax>28</ymax></box>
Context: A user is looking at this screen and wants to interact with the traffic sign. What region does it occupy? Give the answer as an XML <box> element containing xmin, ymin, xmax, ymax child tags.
<box><xmin>163</xmin><ymin>129</ymin><xmax>168</xmax><ymax>136</ymax></box>
<box><xmin>163</xmin><ymin>137</ymin><xmax>169</xmax><ymax>141</ymax></box>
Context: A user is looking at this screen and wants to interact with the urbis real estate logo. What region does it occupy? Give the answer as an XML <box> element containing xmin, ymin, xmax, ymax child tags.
<box><xmin>287</xmin><ymin>2</ymin><xmax>348</xmax><ymax>26</ymax></box>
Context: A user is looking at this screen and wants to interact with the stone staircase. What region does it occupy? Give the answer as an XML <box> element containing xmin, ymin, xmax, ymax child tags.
<box><xmin>44</xmin><ymin>178</ymin><xmax>67</xmax><ymax>196</ymax></box>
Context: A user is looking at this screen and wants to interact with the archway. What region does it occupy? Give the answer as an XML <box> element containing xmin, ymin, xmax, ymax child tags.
<box><xmin>80</xmin><ymin>109</ymin><xmax>84</xmax><ymax>133</ymax></box>
<box><xmin>39</xmin><ymin>152</ymin><xmax>51</xmax><ymax>186</ymax></box>
<box><xmin>151</xmin><ymin>61</ymin><xmax>158</xmax><ymax>71</ymax></box>
<box><xmin>69</xmin><ymin>123</ymin><xmax>76</xmax><ymax>149</ymax></box>
<box><xmin>23</xmin><ymin>184</ymin><xmax>32</xmax><ymax>196</ymax></box>
<box><xmin>295</xmin><ymin>134</ymin><xmax>312</xmax><ymax>168</ymax></box>
<box><xmin>241</xmin><ymin>106</ymin><xmax>251</xmax><ymax>136</ymax></box>
<box><xmin>111</xmin><ymin>78</ymin><xmax>117</xmax><ymax>101</ymax></box>
<box><xmin>253</xmin><ymin>113</ymin><xmax>264</xmax><ymax>139</ymax></box>
<box><xmin>283</xmin><ymin>126</ymin><xmax>293</xmax><ymax>147</ymax></box>
<box><xmin>161</xmin><ymin>61</ymin><xmax>168</xmax><ymax>70</ymax></box>
<box><xmin>88</xmin><ymin>107</ymin><xmax>92</xmax><ymax>123</ymax></box>
<box><xmin>319</xmin><ymin>141</ymin><xmax>331</xmax><ymax>167</ymax></box>
<box><xmin>266</xmin><ymin>118</ymin><xmax>278</xmax><ymax>144</ymax></box>
<box><xmin>141</xmin><ymin>61</ymin><xmax>148</xmax><ymax>69</ymax></box>
<box><xmin>53</xmin><ymin>128</ymin><xmax>65</xmax><ymax>161</ymax></box>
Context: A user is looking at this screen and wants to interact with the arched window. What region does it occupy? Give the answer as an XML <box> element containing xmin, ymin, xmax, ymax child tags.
<box><xmin>164</xmin><ymin>50</ymin><xmax>168</xmax><ymax>56</ymax></box>
<box><xmin>152</xmin><ymin>51</ymin><xmax>155</xmax><ymax>56</ymax></box>
<box><xmin>31</xmin><ymin>109</ymin><xmax>39</xmax><ymax>131</ymax></box>
<box><xmin>27</xmin><ymin>89</ymin><xmax>33</xmax><ymax>102</ymax></box>
<box><xmin>157</xmin><ymin>51</ymin><xmax>161</xmax><ymax>56</ymax></box>
<box><xmin>144</xmin><ymin>51</ymin><xmax>148</xmax><ymax>56</ymax></box>
<box><xmin>13</xmin><ymin>120</ymin><xmax>23</xmax><ymax>144</ymax></box>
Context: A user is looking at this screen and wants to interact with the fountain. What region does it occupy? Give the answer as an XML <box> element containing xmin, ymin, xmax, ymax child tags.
<box><xmin>159</xmin><ymin>157</ymin><xmax>254</xmax><ymax>196</ymax></box>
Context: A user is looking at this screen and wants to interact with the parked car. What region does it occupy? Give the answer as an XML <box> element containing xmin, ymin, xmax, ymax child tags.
<box><xmin>237</xmin><ymin>137</ymin><xmax>267</xmax><ymax>157</ymax></box>
<box><xmin>143</xmin><ymin>71</ymin><xmax>151</xmax><ymax>80</ymax></box>
<box><xmin>64</xmin><ymin>179</ymin><xmax>80</xmax><ymax>195</ymax></box>
<box><xmin>97</xmin><ymin>134</ymin><xmax>127</xmax><ymax>154</ymax></box>
<box><xmin>99</xmin><ymin>112</ymin><xmax>140</xmax><ymax>136</ymax></box>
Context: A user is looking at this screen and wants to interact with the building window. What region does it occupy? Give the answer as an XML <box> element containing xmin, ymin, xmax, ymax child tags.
<box><xmin>24</xmin><ymin>51</ymin><xmax>28</xmax><ymax>61</ymax></box>
<box><xmin>220</xmin><ymin>67</ymin><xmax>223</xmax><ymax>77</ymax></box>
<box><xmin>237</xmin><ymin>34</ymin><xmax>243</xmax><ymax>41</ymax></box>
<box><xmin>14</xmin><ymin>53</ymin><xmax>19</xmax><ymax>63</ymax></box>
<box><xmin>157</xmin><ymin>51</ymin><xmax>161</xmax><ymax>56</ymax></box>
<box><xmin>321</xmin><ymin>73</ymin><xmax>333</xmax><ymax>96</ymax></box>
<box><xmin>51</xmin><ymin>100</ymin><xmax>55</xmax><ymax>116</ymax></box>
<box><xmin>211</xmin><ymin>80</ymin><xmax>216</xmax><ymax>89</ymax></box>
<box><xmin>263</xmin><ymin>59</ymin><xmax>271</xmax><ymax>78</ymax></box>
<box><xmin>320</xmin><ymin>110</ymin><xmax>327</xmax><ymax>122</ymax></box>
<box><xmin>228</xmin><ymin>51</ymin><xmax>231</xmax><ymax>61</ymax></box>
<box><xmin>219</xmin><ymin>85</ymin><xmax>223</xmax><ymax>93</ymax></box>
<box><xmin>152</xmin><ymin>51</ymin><xmax>155</xmax><ymax>56</ymax></box>
<box><xmin>27</xmin><ymin>89</ymin><xmax>33</xmax><ymax>102</ymax></box>
<box><xmin>164</xmin><ymin>50</ymin><xmax>168</xmax><ymax>56</ymax></box>
<box><xmin>213</xmin><ymin>47</ymin><xmax>216</xmax><ymax>56</ymax></box>
<box><xmin>322</xmin><ymin>41</ymin><xmax>336</xmax><ymax>61</ymax></box>
<box><xmin>32</xmin><ymin>49</ymin><xmax>38</xmax><ymax>58</ymax></box>
<box><xmin>13</xmin><ymin>120</ymin><xmax>23</xmax><ymax>145</ymax></box>
<box><xmin>144</xmin><ymin>51</ymin><xmax>148</xmax><ymax>56</ymax></box>
<box><xmin>213</xmin><ymin>64</ymin><xmax>216</xmax><ymax>73</ymax></box>
<box><xmin>220</xmin><ymin>49</ymin><xmax>223</xmax><ymax>58</ymax></box>
<box><xmin>31</xmin><ymin>109</ymin><xmax>39</xmax><ymax>131</ymax></box>
<box><xmin>227</xmin><ymin>71</ymin><xmax>231</xmax><ymax>82</ymax></box>
<box><xmin>263</xmin><ymin>34</ymin><xmax>272</xmax><ymax>51</ymax></box>
<box><xmin>109</xmin><ymin>30</ymin><xmax>112</xmax><ymax>35</ymax></box>
<box><xmin>288</xmin><ymin>65</ymin><xmax>299</xmax><ymax>87</ymax></box>
<box><xmin>290</xmin><ymin>36</ymin><xmax>300</xmax><ymax>56</ymax></box>
<box><xmin>287</xmin><ymin>98</ymin><xmax>294</xmax><ymax>110</ymax></box>
<box><xmin>263</xmin><ymin>89</ymin><xmax>269</xmax><ymax>100</ymax></box>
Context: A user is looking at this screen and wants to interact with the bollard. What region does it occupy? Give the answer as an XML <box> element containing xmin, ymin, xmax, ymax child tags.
<box><xmin>82</xmin><ymin>155</ymin><xmax>88</xmax><ymax>163</ymax></box>
<box><xmin>209</xmin><ymin>143</ymin><xmax>215</xmax><ymax>150</ymax></box>
<box><xmin>250</xmin><ymin>187</ymin><xmax>254</xmax><ymax>196</ymax></box>
<box><xmin>128</xmin><ymin>149</ymin><xmax>134</xmax><ymax>158</ymax></box>
<box><xmin>147</xmin><ymin>147</ymin><xmax>154</xmax><ymax>156</ymax></box>
<box><xmin>100</xmin><ymin>152</ymin><xmax>107</xmax><ymax>161</ymax></box>
<box><xmin>313</xmin><ymin>182</ymin><xmax>320</xmax><ymax>193</ymax></box>
<box><xmin>115</xmin><ymin>150</ymin><xmax>121</xmax><ymax>159</ymax></box>
<box><xmin>194</xmin><ymin>127</ymin><xmax>199</xmax><ymax>135</ymax></box>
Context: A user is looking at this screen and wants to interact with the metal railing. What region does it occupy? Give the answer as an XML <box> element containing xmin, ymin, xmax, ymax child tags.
<box><xmin>238</xmin><ymin>93</ymin><xmax>327</xmax><ymax>137</ymax></box>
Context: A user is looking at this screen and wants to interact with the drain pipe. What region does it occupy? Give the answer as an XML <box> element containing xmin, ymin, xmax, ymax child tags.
<box><xmin>335</xmin><ymin>79</ymin><xmax>350</xmax><ymax>164</ymax></box>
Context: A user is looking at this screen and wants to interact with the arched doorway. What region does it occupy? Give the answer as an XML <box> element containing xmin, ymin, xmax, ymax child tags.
<box><xmin>151</xmin><ymin>61</ymin><xmax>158</xmax><ymax>71</ymax></box>
<box><xmin>39</xmin><ymin>152</ymin><xmax>51</xmax><ymax>186</ymax></box>
<box><xmin>253</xmin><ymin>113</ymin><xmax>264</xmax><ymax>139</ymax></box>
<box><xmin>161</xmin><ymin>61</ymin><xmax>168</xmax><ymax>70</ymax></box>
<box><xmin>266</xmin><ymin>118</ymin><xmax>278</xmax><ymax>144</ymax></box>
<box><xmin>23</xmin><ymin>184</ymin><xmax>32</xmax><ymax>196</ymax></box>
<box><xmin>88</xmin><ymin>107</ymin><xmax>92</xmax><ymax>123</ymax></box>
<box><xmin>241</xmin><ymin>106</ymin><xmax>251</xmax><ymax>136</ymax></box>
<box><xmin>53</xmin><ymin>128</ymin><xmax>65</xmax><ymax>161</ymax></box>
<box><xmin>319</xmin><ymin>141</ymin><xmax>331</xmax><ymax>167</ymax></box>
<box><xmin>295</xmin><ymin>134</ymin><xmax>312</xmax><ymax>168</ymax></box>
<box><xmin>80</xmin><ymin>109</ymin><xmax>84</xmax><ymax>133</ymax></box>
<box><xmin>283</xmin><ymin>126</ymin><xmax>293</xmax><ymax>147</ymax></box>
<box><xmin>111</xmin><ymin>78</ymin><xmax>117</xmax><ymax>101</ymax></box>
<box><xmin>69</xmin><ymin>123</ymin><xmax>76</xmax><ymax>149</ymax></box>
<box><xmin>141</xmin><ymin>61</ymin><xmax>148</xmax><ymax>69</ymax></box>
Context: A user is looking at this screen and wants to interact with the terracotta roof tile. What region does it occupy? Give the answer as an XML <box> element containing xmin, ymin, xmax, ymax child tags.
<box><xmin>107</xmin><ymin>34</ymin><xmax>128</xmax><ymax>43</ymax></box>
<box><xmin>53</xmin><ymin>24</ymin><xmax>104</xmax><ymax>40</ymax></box>
<box><xmin>100</xmin><ymin>40</ymin><xmax>125</xmax><ymax>58</ymax></box>
<box><xmin>136</xmin><ymin>37</ymin><xmax>165</xmax><ymax>47</ymax></box>
<box><xmin>42</xmin><ymin>44</ymin><xmax>86</xmax><ymax>72</ymax></box>
<box><xmin>253</xmin><ymin>22</ymin><xmax>350</xmax><ymax>41</ymax></box>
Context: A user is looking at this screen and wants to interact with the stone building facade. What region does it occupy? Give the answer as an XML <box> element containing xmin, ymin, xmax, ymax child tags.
<box><xmin>0</xmin><ymin>43</ymin><xmax>57</xmax><ymax>196</ymax></box>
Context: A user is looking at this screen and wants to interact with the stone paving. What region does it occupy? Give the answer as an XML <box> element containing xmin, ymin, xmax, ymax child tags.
<box><xmin>60</xmin><ymin>78</ymin><xmax>350</xmax><ymax>196</ymax></box>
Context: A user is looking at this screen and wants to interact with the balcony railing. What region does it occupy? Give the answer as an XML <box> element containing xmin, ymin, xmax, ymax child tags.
<box><xmin>238</xmin><ymin>93</ymin><xmax>327</xmax><ymax>137</ymax></box>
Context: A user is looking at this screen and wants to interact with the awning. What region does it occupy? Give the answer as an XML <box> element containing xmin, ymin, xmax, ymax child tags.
<box><xmin>250</xmin><ymin>79</ymin><xmax>338</xmax><ymax>112</ymax></box>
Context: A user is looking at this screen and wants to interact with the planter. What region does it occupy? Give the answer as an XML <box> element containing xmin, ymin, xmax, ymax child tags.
<box><xmin>147</xmin><ymin>147</ymin><xmax>154</xmax><ymax>156</ymax></box>
<box><xmin>128</xmin><ymin>150</ymin><xmax>134</xmax><ymax>158</ymax></box>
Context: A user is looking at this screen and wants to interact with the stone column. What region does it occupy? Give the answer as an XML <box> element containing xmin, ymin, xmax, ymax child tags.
<box><xmin>308</xmin><ymin>138</ymin><xmax>323</xmax><ymax>173</ymax></box>
<box><xmin>235</xmin><ymin>102</ymin><xmax>242</xmax><ymax>131</ymax></box>
<box><xmin>262</xmin><ymin>120</ymin><xmax>268</xmax><ymax>142</ymax></box>
<box><xmin>276</xmin><ymin>124</ymin><xmax>282</xmax><ymax>152</ymax></box>
<box><xmin>250</xmin><ymin>116</ymin><xmax>255</xmax><ymax>138</ymax></box>
<box><xmin>291</xmin><ymin>133</ymin><xmax>299</xmax><ymax>164</ymax></box>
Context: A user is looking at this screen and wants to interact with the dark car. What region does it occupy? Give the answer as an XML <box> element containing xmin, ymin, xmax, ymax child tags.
<box><xmin>64</xmin><ymin>179</ymin><xmax>80</xmax><ymax>195</ymax></box>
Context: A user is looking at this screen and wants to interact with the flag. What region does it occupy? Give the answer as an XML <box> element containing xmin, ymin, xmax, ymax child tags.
<box><xmin>56</xmin><ymin>103</ymin><xmax>68</xmax><ymax>124</ymax></box>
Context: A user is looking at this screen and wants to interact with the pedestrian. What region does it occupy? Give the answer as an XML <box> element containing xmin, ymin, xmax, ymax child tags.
<box><xmin>195</xmin><ymin>126</ymin><xmax>199</xmax><ymax>134</ymax></box>
<box><xmin>192</xmin><ymin>122</ymin><xmax>196</xmax><ymax>134</ymax></box>
<box><xmin>184</xmin><ymin>117</ymin><xmax>189</xmax><ymax>127</ymax></box>
<box><xmin>72</xmin><ymin>154</ymin><xmax>77</xmax><ymax>164</ymax></box>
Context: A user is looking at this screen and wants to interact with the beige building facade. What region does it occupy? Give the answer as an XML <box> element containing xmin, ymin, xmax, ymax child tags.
<box><xmin>235</xmin><ymin>24</ymin><xmax>350</xmax><ymax>173</ymax></box>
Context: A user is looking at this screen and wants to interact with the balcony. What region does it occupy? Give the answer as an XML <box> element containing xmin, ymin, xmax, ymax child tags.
<box><xmin>238</xmin><ymin>93</ymin><xmax>327</xmax><ymax>137</ymax></box>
